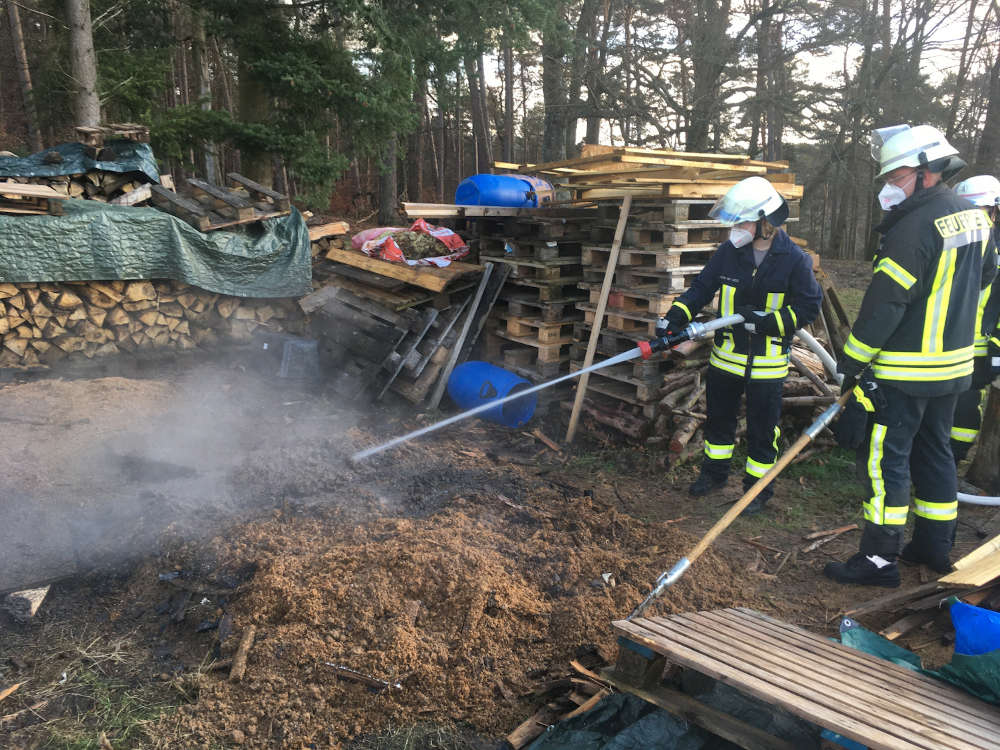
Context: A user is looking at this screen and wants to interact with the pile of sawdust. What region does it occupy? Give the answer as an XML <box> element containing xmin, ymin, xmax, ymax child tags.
<box><xmin>161</xmin><ymin>488</ymin><xmax>763</xmax><ymax>748</ymax></box>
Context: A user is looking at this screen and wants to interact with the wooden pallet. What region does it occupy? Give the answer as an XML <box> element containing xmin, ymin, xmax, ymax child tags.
<box><xmin>480</xmin><ymin>254</ymin><xmax>582</xmax><ymax>282</ymax></box>
<box><xmin>0</xmin><ymin>182</ymin><xmax>67</xmax><ymax>216</ymax></box>
<box><xmin>477</xmin><ymin>235</ymin><xmax>583</xmax><ymax>262</ymax></box>
<box><xmin>325</xmin><ymin>247</ymin><xmax>482</xmax><ymax>293</ymax></box>
<box><xmin>581</xmin><ymin>245</ymin><xmax>714</xmax><ymax>272</ymax></box>
<box><xmin>596</xmin><ymin>198</ymin><xmax>800</xmax><ymax>224</ymax></box>
<box><xmin>228</xmin><ymin>172</ymin><xmax>291</xmax><ymax>211</ymax></box>
<box><xmin>150</xmin><ymin>177</ymin><xmax>290</xmax><ymax>231</ymax></box>
<box><xmin>614</xmin><ymin>608</ymin><xmax>1000</xmax><ymax>750</ymax></box>
<box><xmin>499</xmin><ymin>290</ymin><xmax>586</xmax><ymax>323</ymax></box>
<box><xmin>498</xmin><ymin>313</ymin><xmax>577</xmax><ymax>343</ymax></box>
<box><xmin>579</xmin><ymin>282</ymin><xmax>675</xmax><ymax>315</ymax></box>
<box><xmin>569</xmin><ymin>361</ymin><xmax>661</xmax><ymax>402</ymax></box>
<box><xmin>577</xmin><ymin>302</ymin><xmax>659</xmax><ymax>336</ymax></box>
<box><xmin>74</xmin><ymin>123</ymin><xmax>150</xmax><ymax>147</ymax></box>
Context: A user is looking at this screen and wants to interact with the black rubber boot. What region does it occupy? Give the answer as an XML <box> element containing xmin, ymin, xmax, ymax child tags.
<box><xmin>824</xmin><ymin>523</ymin><xmax>902</xmax><ymax>587</ymax></box>
<box><xmin>900</xmin><ymin>517</ymin><xmax>956</xmax><ymax>573</ymax></box>
<box><xmin>688</xmin><ymin>471</ymin><xmax>728</xmax><ymax>497</ymax></box>
<box><xmin>740</xmin><ymin>475</ymin><xmax>771</xmax><ymax>515</ymax></box>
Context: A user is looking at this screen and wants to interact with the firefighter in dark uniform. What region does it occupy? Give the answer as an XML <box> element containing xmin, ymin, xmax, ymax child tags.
<box><xmin>949</xmin><ymin>175</ymin><xmax>1000</xmax><ymax>463</ymax></box>
<box><xmin>661</xmin><ymin>176</ymin><xmax>823</xmax><ymax>512</ymax></box>
<box><xmin>825</xmin><ymin>125</ymin><xmax>997</xmax><ymax>587</ymax></box>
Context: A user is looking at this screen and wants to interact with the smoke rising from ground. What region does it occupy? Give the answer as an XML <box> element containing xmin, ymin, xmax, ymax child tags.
<box><xmin>0</xmin><ymin>355</ymin><xmax>364</xmax><ymax>594</ymax></box>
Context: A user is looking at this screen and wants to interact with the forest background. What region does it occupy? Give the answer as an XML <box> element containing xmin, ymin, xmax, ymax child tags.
<box><xmin>1</xmin><ymin>0</ymin><xmax>998</xmax><ymax>259</ymax></box>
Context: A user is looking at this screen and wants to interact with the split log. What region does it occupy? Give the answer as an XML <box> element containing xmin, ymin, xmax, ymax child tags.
<box><xmin>229</xmin><ymin>625</ymin><xmax>256</xmax><ymax>682</ymax></box>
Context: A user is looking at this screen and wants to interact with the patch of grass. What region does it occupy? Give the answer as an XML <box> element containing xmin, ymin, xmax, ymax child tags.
<box><xmin>349</xmin><ymin>722</ymin><xmax>492</xmax><ymax>750</ymax></box>
<box><xmin>1</xmin><ymin>626</ymin><xmax>176</xmax><ymax>750</ymax></box>
<box><xmin>835</xmin><ymin>287</ymin><xmax>865</xmax><ymax>322</ymax></box>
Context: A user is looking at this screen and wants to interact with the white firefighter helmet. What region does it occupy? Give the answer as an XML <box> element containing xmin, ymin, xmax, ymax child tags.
<box><xmin>708</xmin><ymin>175</ymin><xmax>789</xmax><ymax>227</ymax></box>
<box><xmin>954</xmin><ymin>175</ymin><xmax>1000</xmax><ymax>207</ymax></box>
<box><xmin>871</xmin><ymin>124</ymin><xmax>965</xmax><ymax>180</ymax></box>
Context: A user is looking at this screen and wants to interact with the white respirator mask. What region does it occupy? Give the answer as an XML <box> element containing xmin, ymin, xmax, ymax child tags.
<box><xmin>878</xmin><ymin>182</ymin><xmax>908</xmax><ymax>211</ymax></box>
<box><xmin>729</xmin><ymin>228</ymin><xmax>753</xmax><ymax>248</ymax></box>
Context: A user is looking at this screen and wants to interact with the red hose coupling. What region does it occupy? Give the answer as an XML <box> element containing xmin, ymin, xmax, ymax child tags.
<box><xmin>638</xmin><ymin>340</ymin><xmax>653</xmax><ymax>360</ymax></box>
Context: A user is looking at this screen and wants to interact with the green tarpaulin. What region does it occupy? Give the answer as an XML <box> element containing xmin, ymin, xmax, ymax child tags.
<box><xmin>0</xmin><ymin>141</ymin><xmax>161</xmax><ymax>183</ymax></box>
<box><xmin>0</xmin><ymin>199</ymin><xmax>311</xmax><ymax>298</ymax></box>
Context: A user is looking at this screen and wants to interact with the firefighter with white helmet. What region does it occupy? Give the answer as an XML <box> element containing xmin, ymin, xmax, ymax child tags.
<box><xmin>660</xmin><ymin>176</ymin><xmax>822</xmax><ymax>512</ymax></box>
<box><xmin>949</xmin><ymin>175</ymin><xmax>1000</xmax><ymax>463</ymax></box>
<box><xmin>825</xmin><ymin>125</ymin><xmax>997</xmax><ymax>587</ymax></box>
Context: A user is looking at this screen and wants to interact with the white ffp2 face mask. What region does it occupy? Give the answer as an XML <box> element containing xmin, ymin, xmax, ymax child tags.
<box><xmin>729</xmin><ymin>228</ymin><xmax>753</xmax><ymax>247</ymax></box>
<box><xmin>878</xmin><ymin>183</ymin><xmax>907</xmax><ymax>211</ymax></box>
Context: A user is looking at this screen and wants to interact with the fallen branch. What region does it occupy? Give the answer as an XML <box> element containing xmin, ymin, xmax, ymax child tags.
<box><xmin>229</xmin><ymin>625</ymin><xmax>256</xmax><ymax>682</ymax></box>
<box><xmin>324</xmin><ymin>662</ymin><xmax>402</xmax><ymax>691</ymax></box>
<box><xmin>801</xmin><ymin>525</ymin><xmax>858</xmax><ymax>553</ymax></box>
<box><xmin>0</xmin><ymin>682</ymin><xmax>22</xmax><ymax>703</ymax></box>
<box><xmin>741</xmin><ymin>538</ymin><xmax>784</xmax><ymax>556</ymax></box>
<box><xmin>530</xmin><ymin>428</ymin><xmax>561</xmax><ymax>452</ymax></box>
<box><xmin>803</xmin><ymin>523</ymin><xmax>859</xmax><ymax>541</ymax></box>
<box><xmin>0</xmin><ymin>699</ymin><xmax>48</xmax><ymax>725</ymax></box>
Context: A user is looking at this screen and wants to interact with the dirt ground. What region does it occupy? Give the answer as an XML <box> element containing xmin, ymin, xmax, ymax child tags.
<box><xmin>1</xmin><ymin>309</ymin><xmax>998</xmax><ymax>748</ymax></box>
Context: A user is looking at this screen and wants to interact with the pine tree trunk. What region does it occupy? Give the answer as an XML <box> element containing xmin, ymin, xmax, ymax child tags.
<box><xmin>191</xmin><ymin>14</ymin><xmax>219</xmax><ymax>182</ymax></box>
<box><xmin>969</xmin><ymin>386</ymin><xmax>1000</xmax><ymax>493</ymax></box>
<box><xmin>5</xmin><ymin>0</ymin><xmax>43</xmax><ymax>151</ymax></box>
<box><xmin>237</xmin><ymin>53</ymin><xmax>272</xmax><ymax>187</ymax></box>
<box><xmin>503</xmin><ymin>41</ymin><xmax>514</xmax><ymax>163</ymax></box>
<box><xmin>66</xmin><ymin>0</ymin><xmax>101</xmax><ymax>127</ymax></box>
<box><xmin>975</xmin><ymin>55</ymin><xmax>1000</xmax><ymax>175</ymax></box>
<box><xmin>541</xmin><ymin>11</ymin><xmax>567</xmax><ymax>161</ymax></box>
<box><xmin>378</xmin><ymin>134</ymin><xmax>400</xmax><ymax>225</ymax></box>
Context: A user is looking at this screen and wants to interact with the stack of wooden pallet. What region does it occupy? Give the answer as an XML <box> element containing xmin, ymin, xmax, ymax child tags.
<box><xmin>474</xmin><ymin>209</ymin><xmax>599</xmax><ymax>382</ymax></box>
<box><xmin>505</xmin><ymin>147</ymin><xmax>823</xmax><ymax>444</ymax></box>
<box><xmin>0</xmin><ymin>181</ymin><xmax>67</xmax><ymax>215</ymax></box>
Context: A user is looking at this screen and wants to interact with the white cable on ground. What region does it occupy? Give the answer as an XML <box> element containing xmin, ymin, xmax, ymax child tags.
<box><xmin>793</xmin><ymin>327</ymin><xmax>1000</xmax><ymax>505</ymax></box>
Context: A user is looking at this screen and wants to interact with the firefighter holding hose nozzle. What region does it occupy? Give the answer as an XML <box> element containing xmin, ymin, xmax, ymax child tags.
<box><xmin>659</xmin><ymin>176</ymin><xmax>822</xmax><ymax>514</ymax></box>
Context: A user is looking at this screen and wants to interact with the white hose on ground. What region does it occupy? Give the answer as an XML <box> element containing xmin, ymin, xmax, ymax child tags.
<box><xmin>792</xmin><ymin>326</ymin><xmax>1000</xmax><ymax>505</ymax></box>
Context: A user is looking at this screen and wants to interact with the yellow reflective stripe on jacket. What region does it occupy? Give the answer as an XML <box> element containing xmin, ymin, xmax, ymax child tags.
<box><xmin>923</xmin><ymin>247</ymin><xmax>957</xmax><ymax>353</ymax></box>
<box><xmin>720</xmin><ymin>284</ymin><xmax>735</xmax><ymax>317</ymax></box>
<box><xmin>863</xmin><ymin>424</ymin><xmax>888</xmax><ymax>525</ymax></box>
<box><xmin>882</xmin><ymin>506</ymin><xmax>909</xmax><ymax>525</ymax></box>
<box><xmin>875</xmin><ymin>346</ymin><xmax>973</xmax><ymax>365</ymax></box>
<box><xmin>749</xmin><ymin>361</ymin><xmax>789</xmax><ymax>379</ymax></box>
<box><xmin>875</xmin><ymin>257</ymin><xmax>917</xmax><ymax>290</ymax></box>
<box><xmin>674</xmin><ymin>300</ymin><xmax>692</xmax><ymax>322</ymax></box>
<box><xmin>787</xmin><ymin>307</ymin><xmax>798</xmax><ymax>328</ymax></box>
<box><xmin>844</xmin><ymin>332</ymin><xmax>879</xmax><ymax>364</ymax></box>
<box><xmin>914</xmin><ymin>498</ymin><xmax>958</xmax><ymax>521</ymax></box>
<box><xmin>950</xmin><ymin>426</ymin><xmax>978</xmax><ymax>443</ymax></box>
<box><xmin>704</xmin><ymin>441</ymin><xmax>734</xmax><ymax>460</ymax></box>
<box><xmin>765</xmin><ymin>293</ymin><xmax>785</xmax><ymax>355</ymax></box>
<box><xmin>872</xmin><ymin>361</ymin><xmax>974</xmax><ymax>381</ymax></box>
<box><xmin>975</xmin><ymin>285</ymin><xmax>992</xmax><ymax>354</ymax></box>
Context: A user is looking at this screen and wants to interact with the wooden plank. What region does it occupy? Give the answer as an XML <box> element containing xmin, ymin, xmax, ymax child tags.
<box><xmin>308</xmin><ymin>221</ymin><xmax>351</xmax><ymax>241</ymax></box>
<box><xmin>187</xmin><ymin>178</ymin><xmax>255</xmax><ymax>220</ymax></box>
<box><xmin>298</xmin><ymin>285</ymin><xmax>342</xmax><ymax>315</ymax></box>
<box><xmin>842</xmin><ymin>581</ymin><xmax>941</xmax><ymax>618</ymax></box>
<box><xmin>730</xmin><ymin>608</ymin><xmax>998</xmax><ymax>720</ymax></box>
<box><xmin>682</xmin><ymin>611</ymin><xmax>997</xmax><ymax>743</ymax></box>
<box><xmin>150</xmin><ymin>184</ymin><xmax>211</xmax><ymax>231</ymax></box>
<box><xmin>938</xmin><ymin>554</ymin><xmax>1000</xmax><ymax>587</ymax></box>
<box><xmin>110</xmin><ymin>183</ymin><xmax>152</xmax><ymax>206</ymax></box>
<box><xmin>0</xmin><ymin>181</ymin><xmax>67</xmax><ymax>200</ymax></box>
<box><xmin>615</xmin><ymin>621</ymin><xmax>984</xmax><ymax>750</ymax></box>
<box><xmin>615</xmin><ymin>620</ymin><xmax>929</xmax><ymax>750</ymax></box>
<box><xmin>879</xmin><ymin>611</ymin><xmax>937</xmax><ymax>641</ymax></box>
<box><xmin>227</xmin><ymin>172</ymin><xmax>291</xmax><ymax>210</ymax></box>
<box><xmin>602</xmin><ymin>670</ymin><xmax>797</xmax><ymax>750</ymax></box>
<box><xmin>952</xmin><ymin>532</ymin><xmax>1000</xmax><ymax>571</ymax></box>
<box><xmin>325</xmin><ymin>246</ymin><xmax>480</xmax><ymax>293</ymax></box>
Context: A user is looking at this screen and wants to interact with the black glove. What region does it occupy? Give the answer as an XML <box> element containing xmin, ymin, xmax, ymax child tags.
<box><xmin>971</xmin><ymin>356</ymin><xmax>992</xmax><ymax>390</ymax></box>
<box><xmin>736</xmin><ymin>306</ymin><xmax>781</xmax><ymax>337</ymax></box>
<box><xmin>832</xmin><ymin>374</ymin><xmax>882</xmax><ymax>450</ymax></box>
<box><xmin>661</xmin><ymin>306</ymin><xmax>689</xmax><ymax>337</ymax></box>
<box><xmin>837</xmin><ymin>359</ymin><xmax>864</xmax><ymax>396</ymax></box>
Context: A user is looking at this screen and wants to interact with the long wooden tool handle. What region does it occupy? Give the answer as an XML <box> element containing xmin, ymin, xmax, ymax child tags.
<box><xmin>565</xmin><ymin>194</ymin><xmax>632</xmax><ymax>443</ymax></box>
<box><xmin>686</xmin><ymin>388</ymin><xmax>852</xmax><ymax>564</ymax></box>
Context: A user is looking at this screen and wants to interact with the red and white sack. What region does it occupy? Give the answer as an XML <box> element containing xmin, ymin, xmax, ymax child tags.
<box><xmin>358</xmin><ymin>218</ymin><xmax>469</xmax><ymax>267</ymax></box>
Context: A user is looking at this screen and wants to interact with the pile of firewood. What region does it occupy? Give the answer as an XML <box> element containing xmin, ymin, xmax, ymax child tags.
<box><xmin>2</xmin><ymin>170</ymin><xmax>158</xmax><ymax>206</ymax></box>
<box><xmin>0</xmin><ymin>280</ymin><xmax>301</xmax><ymax>368</ymax></box>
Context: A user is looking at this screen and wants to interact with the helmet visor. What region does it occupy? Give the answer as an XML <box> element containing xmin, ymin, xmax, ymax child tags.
<box><xmin>870</xmin><ymin>124</ymin><xmax>910</xmax><ymax>162</ymax></box>
<box><xmin>708</xmin><ymin>192</ymin><xmax>774</xmax><ymax>225</ymax></box>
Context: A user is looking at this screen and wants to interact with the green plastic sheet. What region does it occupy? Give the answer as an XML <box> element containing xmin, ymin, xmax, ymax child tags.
<box><xmin>0</xmin><ymin>200</ymin><xmax>311</xmax><ymax>298</ymax></box>
<box><xmin>839</xmin><ymin>613</ymin><xmax>1000</xmax><ymax>706</ymax></box>
<box><xmin>0</xmin><ymin>141</ymin><xmax>161</xmax><ymax>183</ymax></box>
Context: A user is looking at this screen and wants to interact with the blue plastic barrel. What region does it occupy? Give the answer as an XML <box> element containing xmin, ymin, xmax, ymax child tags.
<box><xmin>447</xmin><ymin>361</ymin><xmax>537</xmax><ymax>428</ymax></box>
<box><xmin>455</xmin><ymin>174</ymin><xmax>555</xmax><ymax>207</ymax></box>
